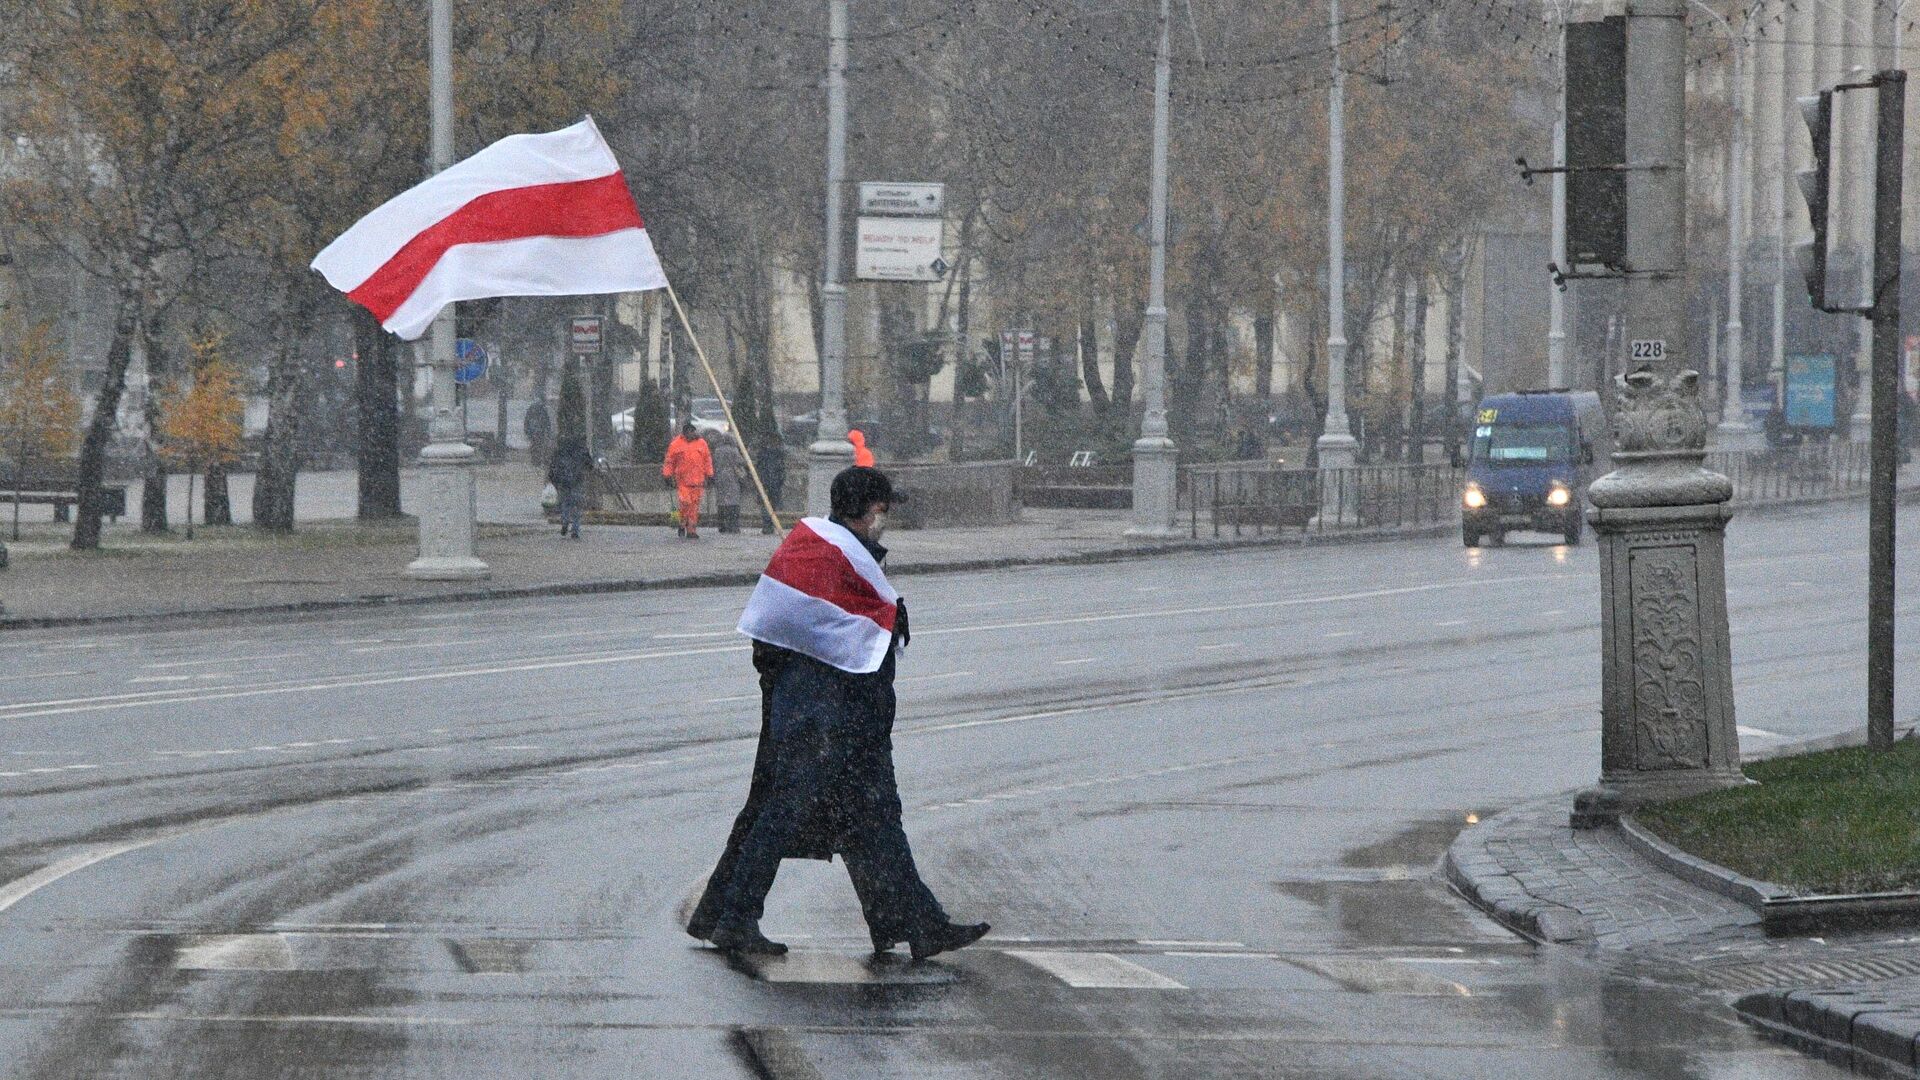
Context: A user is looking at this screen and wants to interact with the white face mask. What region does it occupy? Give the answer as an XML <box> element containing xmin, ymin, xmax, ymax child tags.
<box><xmin>867</xmin><ymin>512</ymin><xmax>887</xmax><ymax>541</ymax></box>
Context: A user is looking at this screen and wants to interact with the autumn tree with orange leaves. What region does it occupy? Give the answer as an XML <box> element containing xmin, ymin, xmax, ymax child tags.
<box><xmin>158</xmin><ymin>336</ymin><xmax>244</xmax><ymax>540</ymax></box>
<box><xmin>0</xmin><ymin>317</ymin><xmax>80</xmax><ymax>542</ymax></box>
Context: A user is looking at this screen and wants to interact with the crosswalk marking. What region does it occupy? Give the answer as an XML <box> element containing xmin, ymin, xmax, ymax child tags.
<box><xmin>1006</xmin><ymin>950</ymin><xmax>1186</xmax><ymax>989</ymax></box>
<box><xmin>175</xmin><ymin>934</ymin><xmax>295</xmax><ymax>971</ymax></box>
<box><xmin>734</xmin><ymin>950</ymin><xmax>958</xmax><ymax>985</ymax></box>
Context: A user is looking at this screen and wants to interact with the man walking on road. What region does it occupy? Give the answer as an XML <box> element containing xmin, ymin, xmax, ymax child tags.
<box><xmin>689</xmin><ymin>466</ymin><xmax>989</xmax><ymax>960</ymax></box>
<box><xmin>662</xmin><ymin>422</ymin><xmax>713</xmax><ymax>538</ymax></box>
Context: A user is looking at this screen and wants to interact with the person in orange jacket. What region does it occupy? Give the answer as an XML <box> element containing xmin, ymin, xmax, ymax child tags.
<box><xmin>663</xmin><ymin>421</ymin><xmax>715</xmax><ymax>538</ymax></box>
<box><xmin>847</xmin><ymin>428</ymin><xmax>875</xmax><ymax>468</ymax></box>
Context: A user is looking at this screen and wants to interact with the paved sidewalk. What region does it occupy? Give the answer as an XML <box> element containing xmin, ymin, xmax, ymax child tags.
<box><xmin>1449</xmin><ymin>787</ymin><xmax>1920</xmax><ymax>1077</ymax></box>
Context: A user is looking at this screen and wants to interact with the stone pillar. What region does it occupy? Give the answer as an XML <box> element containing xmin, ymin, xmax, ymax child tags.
<box><xmin>1571</xmin><ymin>369</ymin><xmax>1746</xmax><ymax>829</ymax></box>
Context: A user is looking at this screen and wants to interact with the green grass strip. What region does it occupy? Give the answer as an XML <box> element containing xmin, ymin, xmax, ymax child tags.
<box><xmin>1637</xmin><ymin>740</ymin><xmax>1920</xmax><ymax>895</ymax></box>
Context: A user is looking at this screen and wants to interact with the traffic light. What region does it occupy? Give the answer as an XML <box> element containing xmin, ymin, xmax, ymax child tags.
<box><xmin>1794</xmin><ymin>91</ymin><xmax>1835</xmax><ymax>309</ymax></box>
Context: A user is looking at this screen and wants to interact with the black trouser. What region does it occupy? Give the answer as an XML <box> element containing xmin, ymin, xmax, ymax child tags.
<box><xmin>713</xmin><ymin>722</ymin><xmax>945</xmax><ymax>936</ymax></box>
<box><xmin>717</xmin><ymin>504</ymin><xmax>741</xmax><ymax>533</ymax></box>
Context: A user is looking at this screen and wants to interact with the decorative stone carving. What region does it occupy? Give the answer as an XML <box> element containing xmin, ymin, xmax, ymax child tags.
<box><xmin>1629</xmin><ymin>548</ymin><xmax>1709</xmax><ymax>770</ymax></box>
<box><xmin>1589</xmin><ymin>367</ymin><xmax>1734</xmax><ymax>509</ymax></box>
<box><xmin>1613</xmin><ymin>368</ymin><xmax>1709</xmax><ymax>454</ymax></box>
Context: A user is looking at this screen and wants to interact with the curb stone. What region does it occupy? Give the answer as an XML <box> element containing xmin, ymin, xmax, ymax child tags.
<box><xmin>1441</xmin><ymin>810</ymin><xmax>1594</xmax><ymax>945</ymax></box>
<box><xmin>1454</xmin><ymin>727</ymin><xmax>1920</xmax><ymax>1078</ymax></box>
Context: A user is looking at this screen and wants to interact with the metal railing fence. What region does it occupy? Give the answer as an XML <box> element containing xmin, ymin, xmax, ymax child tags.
<box><xmin>1705</xmin><ymin>440</ymin><xmax>1872</xmax><ymax>505</ymax></box>
<box><xmin>1181</xmin><ymin>460</ymin><xmax>1461</xmax><ymax>539</ymax></box>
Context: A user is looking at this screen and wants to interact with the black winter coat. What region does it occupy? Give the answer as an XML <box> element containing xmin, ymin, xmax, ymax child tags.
<box><xmin>750</xmin><ymin>640</ymin><xmax>903</xmax><ymax>860</ymax></box>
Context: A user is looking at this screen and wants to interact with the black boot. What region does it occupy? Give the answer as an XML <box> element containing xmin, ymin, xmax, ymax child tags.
<box><xmin>710</xmin><ymin>921</ymin><xmax>788</xmax><ymax>956</ymax></box>
<box><xmin>908</xmin><ymin>921</ymin><xmax>989</xmax><ymax>961</ymax></box>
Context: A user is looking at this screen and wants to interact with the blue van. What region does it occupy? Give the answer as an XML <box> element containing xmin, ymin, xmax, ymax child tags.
<box><xmin>1459</xmin><ymin>390</ymin><xmax>1609</xmax><ymax>547</ymax></box>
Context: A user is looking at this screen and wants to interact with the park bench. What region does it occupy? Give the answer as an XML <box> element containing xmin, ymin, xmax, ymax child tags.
<box><xmin>0</xmin><ymin>469</ymin><xmax>128</xmax><ymax>523</ymax></box>
<box><xmin>1016</xmin><ymin>463</ymin><xmax>1133</xmax><ymax>509</ymax></box>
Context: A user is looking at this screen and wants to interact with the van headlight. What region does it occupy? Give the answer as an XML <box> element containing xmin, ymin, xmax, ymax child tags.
<box><xmin>1547</xmin><ymin>485</ymin><xmax>1572</xmax><ymax>507</ymax></box>
<box><xmin>1463</xmin><ymin>485</ymin><xmax>1487</xmax><ymax>509</ymax></box>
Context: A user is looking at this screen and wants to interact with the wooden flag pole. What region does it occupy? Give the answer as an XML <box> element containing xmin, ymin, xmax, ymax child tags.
<box><xmin>662</xmin><ymin>281</ymin><xmax>784</xmax><ymax>534</ymax></box>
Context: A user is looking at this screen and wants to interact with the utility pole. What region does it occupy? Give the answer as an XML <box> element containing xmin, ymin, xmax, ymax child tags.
<box><xmin>1791</xmin><ymin>71</ymin><xmax>1904</xmax><ymax>747</ymax></box>
<box><xmin>1548</xmin><ymin>0</ymin><xmax>1570</xmax><ymax>389</ymax></box>
<box><xmin>407</xmin><ymin>0</ymin><xmax>488</xmax><ymax>580</ymax></box>
<box><xmin>1127</xmin><ymin>0</ymin><xmax>1178</xmax><ymax>536</ymax></box>
<box><xmin>807</xmin><ymin>0</ymin><xmax>855</xmax><ymax>517</ymax></box>
<box><xmin>1317</xmin><ymin>0</ymin><xmax>1358</xmax><ymax>475</ymax></box>
<box><xmin>1866</xmin><ymin>70</ymin><xmax>1904</xmax><ymax>748</ymax></box>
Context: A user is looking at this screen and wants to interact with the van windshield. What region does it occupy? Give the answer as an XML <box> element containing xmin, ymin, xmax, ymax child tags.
<box><xmin>1472</xmin><ymin>421</ymin><xmax>1572</xmax><ymax>463</ymax></box>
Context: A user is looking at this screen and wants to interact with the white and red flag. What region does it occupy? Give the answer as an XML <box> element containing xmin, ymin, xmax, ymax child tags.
<box><xmin>311</xmin><ymin>116</ymin><xmax>666</xmax><ymax>340</ymax></box>
<box><xmin>737</xmin><ymin>517</ymin><xmax>901</xmax><ymax>674</ymax></box>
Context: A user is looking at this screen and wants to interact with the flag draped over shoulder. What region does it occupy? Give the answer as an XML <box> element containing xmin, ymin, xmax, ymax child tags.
<box><xmin>738</xmin><ymin>518</ymin><xmax>900</xmax><ymax>674</ymax></box>
<box><xmin>311</xmin><ymin>116</ymin><xmax>666</xmax><ymax>340</ymax></box>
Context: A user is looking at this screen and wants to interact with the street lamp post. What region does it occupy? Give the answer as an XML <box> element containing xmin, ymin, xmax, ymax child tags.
<box><xmin>1127</xmin><ymin>0</ymin><xmax>1178</xmax><ymax>536</ymax></box>
<box><xmin>1317</xmin><ymin>0</ymin><xmax>1358</xmax><ymax>474</ymax></box>
<box><xmin>1692</xmin><ymin>1</ymin><xmax>1761</xmax><ymax>448</ymax></box>
<box><xmin>807</xmin><ymin>0</ymin><xmax>855</xmax><ymax>517</ymax></box>
<box><xmin>407</xmin><ymin>0</ymin><xmax>488</xmax><ymax>580</ymax></box>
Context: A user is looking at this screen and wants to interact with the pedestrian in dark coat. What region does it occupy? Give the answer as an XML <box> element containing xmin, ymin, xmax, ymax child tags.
<box><xmin>689</xmin><ymin>467</ymin><xmax>989</xmax><ymax>960</ymax></box>
<box><xmin>709</xmin><ymin>435</ymin><xmax>747</xmax><ymax>534</ymax></box>
<box><xmin>546</xmin><ymin>436</ymin><xmax>593</xmax><ymax>539</ymax></box>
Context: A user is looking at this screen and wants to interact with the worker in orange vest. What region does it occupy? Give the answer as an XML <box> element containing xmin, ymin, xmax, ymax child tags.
<box><xmin>848</xmin><ymin>428</ymin><xmax>876</xmax><ymax>468</ymax></box>
<box><xmin>663</xmin><ymin>421</ymin><xmax>715</xmax><ymax>538</ymax></box>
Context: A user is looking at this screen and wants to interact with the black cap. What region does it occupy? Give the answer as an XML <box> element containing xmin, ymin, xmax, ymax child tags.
<box><xmin>830</xmin><ymin>466</ymin><xmax>905</xmax><ymax>518</ymax></box>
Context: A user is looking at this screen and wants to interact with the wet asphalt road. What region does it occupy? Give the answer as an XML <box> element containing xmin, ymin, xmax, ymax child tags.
<box><xmin>0</xmin><ymin>503</ymin><xmax>1907</xmax><ymax>1078</ymax></box>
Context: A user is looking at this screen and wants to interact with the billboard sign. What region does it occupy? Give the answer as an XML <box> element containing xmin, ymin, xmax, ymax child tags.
<box><xmin>1784</xmin><ymin>353</ymin><xmax>1838</xmax><ymax>429</ymax></box>
<box><xmin>855</xmin><ymin>217</ymin><xmax>945</xmax><ymax>281</ymax></box>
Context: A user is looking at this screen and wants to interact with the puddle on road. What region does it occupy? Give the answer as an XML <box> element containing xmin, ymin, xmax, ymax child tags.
<box><xmin>1271</xmin><ymin>814</ymin><xmax>1506</xmax><ymax>949</ymax></box>
<box><xmin>1341</xmin><ymin>815</ymin><xmax>1482</xmax><ymax>870</ymax></box>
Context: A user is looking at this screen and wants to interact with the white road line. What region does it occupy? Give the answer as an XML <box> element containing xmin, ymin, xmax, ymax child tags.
<box><xmin>904</xmin><ymin>680</ymin><xmax>1283</xmax><ymax>739</ymax></box>
<box><xmin>105</xmin><ymin>1012</ymin><xmax>474</xmax><ymax>1028</ymax></box>
<box><xmin>145</xmin><ymin>653</ymin><xmax>298</xmax><ymax>670</ymax></box>
<box><xmin>0</xmin><ymin>669</ymin><xmax>84</xmax><ymax>683</ymax></box>
<box><xmin>896</xmin><ymin>671</ymin><xmax>973</xmax><ymax>684</ymax></box>
<box><xmin>1161</xmin><ymin>951</ymin><xmax>1282</xmax><ymax>959</ymax></box>
<box><xmin>1325</xmin><ymin>631</ymin><xmax>1359</xmax><ymax>639</ymax></box>
<box><xmin>1139</xmin><ymin>939</ymin><xmax>1245</xmax><ymax>948</ymax></box>
<box><xmin>653</xmin><ymin>630</ymin><xmax>738</xmax><ymax>640</ymax></box>
<box><xmin>1196</xmin><ymin>643</ymin><xmax>1241</xmax><ymax>651</ymax></box>
<box><xmin>1737</xmin><ymin>725</ymin><xmax>1787</xmax><ymax>739</ymax></box>
<box><xmin>1007</xmin><ymin>950</ymin><xmax>1186</xmax><ymax>990</ymax></box>
<box><xmin>0</xmin><ymin>643</ymin><xmax>746</xmax><ymax>722</ymax></box>
<box><xmin>0</xmin><ymin>837</ymin><xmax>172</xmax><ymax>915</ymax></box>
<box><xmin>1053</xmin><ymin>658</ymin><xmax>1097</xmax><ymax>666</ymax></box>
<box><xmin>353</xmin><ymin>638</ymin><xmax>485</xmax><ymax>654</ymax></box>
<box><xmin>704</xmin><ymin>693</ymin><xmax>757</xmax><ymax>704</ymax></box>
<box><xmin>1433</xmin><ymin>620</ymin><xmax>1467</xmax><ymax>627</ymax></box>
<box><xmin>1541</xmin><ymin>609</ymin><xmax>1567</xmax><ymax>616</ymax></box>
<box><xmin>128</xmin><ymin>676</ymin><xmax>194</xmax><ymax>684</ymax></box>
